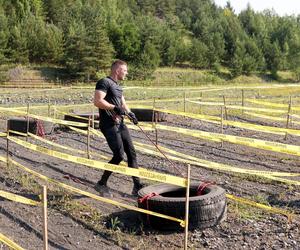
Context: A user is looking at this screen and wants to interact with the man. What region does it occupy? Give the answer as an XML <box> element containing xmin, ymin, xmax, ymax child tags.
<box><xmin>93</xmin><ymin>60</ymin><xmax>143</xmax><ymax>196</ymax></box>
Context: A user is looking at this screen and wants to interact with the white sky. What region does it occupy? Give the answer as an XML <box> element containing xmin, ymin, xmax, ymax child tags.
<box><xmin>214</xmin><ymin>0</ymin><xmax>300</xmax><ymax>16</ymax></box>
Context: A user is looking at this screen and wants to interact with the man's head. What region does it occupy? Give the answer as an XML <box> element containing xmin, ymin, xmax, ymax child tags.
<box><xmin>111</xmin><ymin>60</ymin><xmax>128</xmax><ymax>81</ymax></box>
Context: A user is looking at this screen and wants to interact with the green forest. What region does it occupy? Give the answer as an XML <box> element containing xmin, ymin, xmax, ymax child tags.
<box><xmin>1</xmin><ymin>0</ymin><xmax>300</xmax><ymax>81</ymax></box>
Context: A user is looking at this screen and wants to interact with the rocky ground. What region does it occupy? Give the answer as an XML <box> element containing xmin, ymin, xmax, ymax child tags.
<box><xmin>0</xmin><ymin>89</ymin><xmax>300</xmax><ymax>250</ymax></box>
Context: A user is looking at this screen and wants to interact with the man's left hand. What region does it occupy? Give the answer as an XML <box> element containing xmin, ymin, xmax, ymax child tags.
<box><xmin>128</xmin><ymin>112</ymin><xmax>138</xmax><ymax>125</ymax></box>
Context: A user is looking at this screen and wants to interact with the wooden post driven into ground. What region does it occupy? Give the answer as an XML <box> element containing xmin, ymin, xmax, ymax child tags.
<box><xmin>92</xmin><ymin>109</ymin><xmax>95</xmax><ymax>130</ymax></box>
<box><xmin>152</xmin><ymin>98</ymin><xmax>156</xmax><ymax>128</ymax></box>
<box><xmin>184</xmin><ymin>164</ymin><xmax>191</xmax><ymax>250</ymax></box>
<box><xmin>223</xmin><ymin>95</ymin><xmax>228</xmax><ymax>120</ymax></box>
<box><xmin>184</xmin><ymin>91</ymin><xmax>187</xmax><ymax>112</ymax></box>
<box><xmin>221</xmin><ymin>106</ymin><xmax>224</xmax><ymax>148</ymax></box>
<box><xmin>87</xmin><ymin>116</ymin><xmax>91</xmax><ymax>159</ymax></box>
<box><xmin>26</xmin><ymin>103</ymin><xmax>30</xmax><ymax>141</ymax></box>
<box><xmin>155</xmin><ymin>112</ymin><xmax>158</xmax><ymax>146</ymax></box>
<box><xmin>42</xmin><ymin>185</ymin><xmax>48</xmax><ymax>250</ymax></box>
<box><xmin>284</xmin><ymin>96</ymin><xmax>292</xmax><ymax>140</ymax></box>
<box><xmin>241</xmin><ymin>89</ymin><xmax>244</xmax><ymax>114</ymax></box>
<box><xmin>6</xmin><ymin>121</ymin><xmax>9</xmax><ymax>168</ymax></box>
<box><xmin>47</xmin><ymin>98</ymin><xmax>51</xmax><ymax>117</ymax></box>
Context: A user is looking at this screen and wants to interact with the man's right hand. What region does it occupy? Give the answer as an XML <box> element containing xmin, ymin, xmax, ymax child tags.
<box><xmin>113</xmin><ymin>105</ymin><xmax>126</xmax><ymax>115</ymax></box>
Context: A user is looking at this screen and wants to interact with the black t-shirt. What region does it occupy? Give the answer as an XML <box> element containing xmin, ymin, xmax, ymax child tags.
<box><xmin>95</xmin><ymin>77</ymin><xmax>123</xmax><ymax>127</ymax></box>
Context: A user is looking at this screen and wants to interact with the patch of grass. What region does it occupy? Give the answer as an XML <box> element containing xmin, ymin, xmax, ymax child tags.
<box><xmin>228</xmin><ymin>195</ymin><xmax>268</xmax><ymax>221</ymax></box>
<box><xmin>230</xmin><ymin>172</ymin><xmax>277</xmax><ymax>185</ymax></box>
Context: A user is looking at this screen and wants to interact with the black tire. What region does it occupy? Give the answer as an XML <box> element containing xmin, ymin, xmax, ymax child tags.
<box><xmin>131</xmin><ymin>109</ymin><xmax>167</xmax><ymax>122</ymax></box>
<box><xmin>137</xmin><ymin>182</ymin><xmax>227</xmax><ymax>231</ymax></box>
<box><xmin>64</xmin><ymin>112</ymin><xmax>99</xmax><ymax>129</ymax></box>
<box><xmin>8</xmin><ymin>117</ymin><xmax>36</xmax><ymax>135</ymax></box>
<box><xmin>8</xmin><ymin>118</ymin><xmax>53</xmax><ymax>135</ymax></box>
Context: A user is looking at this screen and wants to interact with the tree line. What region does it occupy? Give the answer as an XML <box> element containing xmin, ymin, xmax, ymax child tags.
<box><xmin>1</xmin><ymin>0</ymin><xmax>300</xmax><ymax>81</ymax></box>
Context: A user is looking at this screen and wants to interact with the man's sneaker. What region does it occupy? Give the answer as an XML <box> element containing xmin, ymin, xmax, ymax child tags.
<box><xmin>131</xmin><ymin>183</ymin><xmax>146</xmax><ymax>196</ymax></box>
<box><xmin>94</xmin><ymin>183</ymin><xmax>113</xmax><ymax>198</ymax></box>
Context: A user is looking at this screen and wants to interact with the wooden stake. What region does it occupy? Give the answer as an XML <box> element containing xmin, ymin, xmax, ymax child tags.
<box><xmin>241</xmin><ymin>89</ymin><xmax>244</xmax><ymax>114</ymax></box>
<box><xmin>221</xmin><ymin>106</ymin><xmax>224</xmax><ymax>148</ymax></box>
<box><xmin>92</xmin><ymin>109</ymin><xmax>95</xmax><ymax>129</ymax></box>
<box><xmin>26</xmin><ymin>103</ymin><xmax>30</xmax><ymax>141</ymax></box>
<box><xmin>87</xmin><ymin>116</ymin><xmax>91</xmax><ymax>159</ymax></box>
<box><xmin>184</xmin><ymin>164</ymin><xmax>191</xmax><ymax>250</ymax></box>
<box><xmin>284</xmin><ymin>96</ymin><xmax>292</xmax><ymax>140</ymax></box>
<box><xmin>223</xmin><ymin>95</ymin><xmax>228</xmax><ymax>120</ymax></box>
<box><xmin>184</xmin><ymin>91</ymin><xmax>186</xmax><ymax>112</ymax></box>
<box><xmin>6</xmin><ymin>120</ymin><xmax>9</xmax><ymax>168</ymax></box>
<box><xmin>47</xmin><ymin>98</ymin><xmax>51</xmax><ymax>117</ymax></box>
<box><xmin>42</xmin><ymin>185</ymin><xmax>48</xmax><ymax>250</ymax></box>
<box><xmin>155</xmin><ymin>112</ymin><xmax>158</xmax><ymax>146</ymax></box>
<box><xmin>152</xmin><ymin>98</ymin><xmax>156</xmax><ymax>128</ymax></box>
<box><xmin>199</xmin><ymin>92</ymin><xmax>202</xmax><ymax>114</ymax></box>
<box><xmin>53</xmin><ymin>101</ymin><xmax>57</xmax><ymax>119</ymax></box>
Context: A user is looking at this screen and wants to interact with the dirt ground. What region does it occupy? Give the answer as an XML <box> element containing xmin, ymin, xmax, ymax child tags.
<box><xmin>0</xmin><ymin>94</ymin><xmax>300</xmax><ymax>249</ymax></box>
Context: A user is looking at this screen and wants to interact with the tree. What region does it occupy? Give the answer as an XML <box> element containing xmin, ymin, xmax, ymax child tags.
<box><xmin>0</xmin><ymin>8</ymin><xmax>8</xmax><ymax>63</ymax></box>
<box><xmin>189</xmin><ymin>39</ymin><xmax>209</xmax><ymax>69</ymax></box>
<box><xmin>129</xmin><ymin>41</ymin><xmax>160</xmax><ymax>80</ymax></box>
<box><xmin>6</xmin><ymin>24</ymin><xmax>29</xmax><ymax>63</ymax></box>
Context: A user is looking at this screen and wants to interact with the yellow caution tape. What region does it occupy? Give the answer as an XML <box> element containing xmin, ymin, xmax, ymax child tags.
<box><xmin>151</xmin><ymin>123</ymin><xmax>300</xmax><ymax>159</ymax></box>
<box><xmin>0</xmin><ymin>190</ymin><xmax>40</xmax><ymax>206</ymax></box>
<box><xmin>27</xmin><ymin>132</ymin><xmax>110</xmax><ymax>161</ymax></box>
<box><xmin>186</xmin><ymin>100</ymin><xmax>286</xmax><ymax>114</ymax></box>
<box><xmin>155</xmin><ymin>108</ymin><xmax>300</xmax><ymax>137</ymax></box>
<box><xmin>0</xmin><ymin>232</ymin><xmax>24</xmax><ymax>250</ymax></box>
<box><xmin>246</xmin><ymin>99</ymin><xmax>300</xmax><ymax>112</ymax></box>
<box><xmin>86</xmin><ymin>122</ymin><xmax>300</xmax><ymax>181</ymax></box>
<box><xmin>9</xmin><ymin>130</ymin><xmax>27</xmax><ymax>136</ymax></box>
<box><xmin>245</xmin><ymin>112</ymin><xmax>300</xmax><ymax>125</ymax></box>
<box><xmin>244</xmin><ymin>111</ymin><xmax>286</xmax><ymax>122</ymax></box>
<box><xmin>7</xmin><ymin>135</ymin><xmax>187</xmax><ymax>187</ymax></box>
<box><xmin>133</xmin><ymin>141</ymin><xmax>300</xmax><ymax>182</ymax></box>
<box><xmin>68</xmin><ymin>125</ymin><xmax>88</xmax><ymax>135</ymax></box>
<box><xmin>0</xmin><ymin>156</ymin><xmax>184</xmax><ymax>227</ymax></box>
<box><xmin>56</xmin><ymin>110</ymin><xmax>100</xmax><ymax>124</ymax></box>
<box><xmin>0</xmin><ymin>107</ymin><xmax>88</xmax><ymax>127</ymax></box>
<box><xmin>0</xmin><ymin>132</ymin><xmax>6</xmax><ymax>137</ymax></box>
<box><xmin>226</xmin><ymin>194</ymin><xmax>293</xmax><ymax>219</ymax></box>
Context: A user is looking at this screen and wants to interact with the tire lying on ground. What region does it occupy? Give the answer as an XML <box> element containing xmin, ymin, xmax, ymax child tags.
<box><xmin>130</xmin><ymin>108</ymin><xmax>167</xmax><ymax>122</ymax></box>
<box><xmin>138</xmin><ymin>182</ymin><xmax>227</xmax><ymax>231</ymax></box>
<box><xmin>64</xmin><ymin>112</ymin><xmax>100</xmax><ymax>129</ymax></box>
<box><xmin>8</xmin><ymin>117</ymin><xmax>53</xmax><ymax>135</ymax></box>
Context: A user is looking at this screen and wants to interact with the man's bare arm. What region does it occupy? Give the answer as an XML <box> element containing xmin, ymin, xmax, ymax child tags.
<box><xmin>94</xmin><ymin>90</ymin><xmax>115</xmax><ymax>110</ymax></box>
<box><xmin>121</xmin><ymin>96</ymin><xmax>130</xmax><ymax>113</ymax></box>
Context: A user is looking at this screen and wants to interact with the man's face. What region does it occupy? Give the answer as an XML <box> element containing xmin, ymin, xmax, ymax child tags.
<box><xmin>116</xmin><ymin>65</ymin><xmax>128</xmax><ymax>81</ymax></box>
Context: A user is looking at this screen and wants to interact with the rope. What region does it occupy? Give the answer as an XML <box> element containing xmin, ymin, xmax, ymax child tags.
<box><xmin>138</xmin><ymin>192</ymin><xmax>159</xmax><ymax>224</ymax></box>
<box><xmin>35</xmin><ymin>119</ymin><xmax>45</xmax><ymax>137</ymax></box>
<box><xmin>197</xmin><ymin>182</ymin><xmax>213</xmax><ymax>196</ymax></box>
<box><xmin>134</xmin><ymin>122</ymin><xmax>184</xmax><ymax>177</ymax></box>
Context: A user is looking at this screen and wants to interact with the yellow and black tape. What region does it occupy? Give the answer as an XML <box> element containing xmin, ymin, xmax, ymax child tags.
<box><xmin>7</xmin><ymin>135</ymin><xmax>187</xmax><ymax>187</ymax></box>
<box><xmin>0</xmin><ymin>190</ymin><xmax>40</xmax><ymax>206</ymax></box>
<box><xmin>0</xmin><ymin>232</ymin><xmax>24</xmax><ymax>250</ymax></box>
<box><xmin>154</xmin><ymin>108</ymin><xmax>300</xmax><ymax>137</ymax></box>
<box><xmin>226</xmin><ymin>194</ymin><xmax>293</xmax><ymax>220</ymax></box>
<box><xmin>0</xmin><ymin>156</ymin><xmax>185</xmax><ymax>227</ymax></box>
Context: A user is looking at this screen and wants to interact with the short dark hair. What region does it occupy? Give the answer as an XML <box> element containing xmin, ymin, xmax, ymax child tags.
<box><xmin>111</xmin><ymin>60</ymin><xmax>127</xmax><ymax>71</ymax></box>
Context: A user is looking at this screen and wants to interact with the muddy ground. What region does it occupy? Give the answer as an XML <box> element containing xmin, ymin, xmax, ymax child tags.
<box><xmin>0</xmin><ymin>93</ymin><xmax>300</xmax><ymax>250</ymax></box>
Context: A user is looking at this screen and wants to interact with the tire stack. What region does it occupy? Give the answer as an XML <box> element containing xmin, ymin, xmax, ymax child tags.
<box><xmin>131</xmin><ymin>109</ymin><xmax>167</xmax><ymax>122</ymax></box>
<box><xmin>8</xmin><ymin>117</ymin><xmax>53</xmax><ymax>135</ymax></box>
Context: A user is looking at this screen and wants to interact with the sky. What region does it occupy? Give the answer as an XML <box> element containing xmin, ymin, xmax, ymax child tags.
<box><xmin>213</xmin><ymin>0</ymin><xmax>300</xmax><ymax>16</ymax></box>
